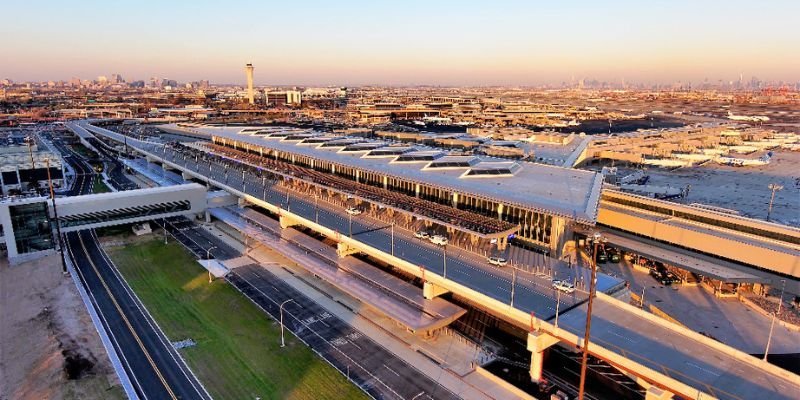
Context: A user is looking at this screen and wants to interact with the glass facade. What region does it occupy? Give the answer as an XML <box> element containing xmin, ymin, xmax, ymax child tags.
<box><xmin>9</xmin><ymin>201</ymin><xmax>54</xmax><ymax>254</ymax></box>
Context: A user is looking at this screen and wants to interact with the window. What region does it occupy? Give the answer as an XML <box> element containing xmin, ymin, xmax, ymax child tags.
<box><xmin>9</xmin><ymin>201</ymin><xmax>54</xmax><ymax>254</ymax></box>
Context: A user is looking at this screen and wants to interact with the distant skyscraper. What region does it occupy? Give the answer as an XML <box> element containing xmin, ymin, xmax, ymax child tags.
<box><xmin>245</xmin><ymin>63</ymin><xmax>255</xmax><ymax>104</ymax></box>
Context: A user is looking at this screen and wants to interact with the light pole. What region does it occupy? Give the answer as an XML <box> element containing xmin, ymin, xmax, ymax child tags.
<box><xmin>764</xmin><ymin>279</ymin><xmax>787</xmax><ymax>360</ymax></box>
<box><xmin>45</xmin><ymin>158</ymin><xmax>67</xmax><ymax>274</ymax></box>
<box><xmin>391</xmin><ymin>222</ymin><xmax>395</xmax><ymax>256</ymax></box>
<box><xmin>280</xmin><ymin>298</ymin><xmax>295</xmax><ymax>348</ymax></box>
<box><xmin>206</xmin><ymin>246</ymin><xmax>217</xmax><ymax>283</ymax></box>
<box><xmin>554</xmin><ymin>288</ymin><xmax>561</xmax><ymax>328</ymax></box>
<box><xmin>767</xmin><ymin>183</ymin><xmax>783</xmax><ymax>221</ymax></box>
<box><xmin>314</xmin><ymin>194</ymin><xmax>319</xmax><ymax>224</ymax></box>
<box><xmin>348</xmin><ymin>212</ymin><xmax>353</xmax><ymax>238</ymax></box>
<box><xmin>510</xmin><ymin>267</ymin><xmax>517</xmax><ymax>307</ymax></box>
<box><xmin>578</xmin><ymin>232</ymin><xmax>601</xmax><ymax>400</ymax></box>
<box><xmin>442</xmin><ymin>244</ymin><xmax>447</xmax><ymax>279</ymax></box>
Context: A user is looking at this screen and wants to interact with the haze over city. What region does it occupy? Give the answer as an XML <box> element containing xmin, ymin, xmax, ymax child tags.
<box><xmin>2</xmin><ymin>0</ymin><xmax>799</xmax><ymax>85</ymax></box>
<box><xmin>2</xmin><ymin>2</ymin><xmax>800</xmax><ymax>400</ymax></box>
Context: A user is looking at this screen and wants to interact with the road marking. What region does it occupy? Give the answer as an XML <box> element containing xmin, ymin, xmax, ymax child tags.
<box><xmin>685</xmin><ymin>362</ymin><xmax>721</xmax><ymax>377</ymax></box>
<box><xmin>77</xmin><ymin>233</ymin><xmax>178</xmax><ymax>400</ymax></box>
<box><xmin>383</xmin><ymin>364</ymin><xmax>400</xmax><ymax>377</ymax></box>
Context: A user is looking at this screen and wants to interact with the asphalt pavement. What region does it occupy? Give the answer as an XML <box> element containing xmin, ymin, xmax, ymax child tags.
<box><xmin>229</xmin><ymin>264</ymin><xmax>461</xmax><ymax>400</ymax></box>
<box><xmin>57</xmin><ymin>137</ymin><xmax>210</xmax><ymax>400</ymax></box>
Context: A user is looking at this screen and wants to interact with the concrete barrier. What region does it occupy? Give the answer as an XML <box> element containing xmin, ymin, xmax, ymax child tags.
<box><xmin>739</xmin><ymin>294</ymin><xmax>800</xmax><ymax>333</ymax></box>
<box><xmin>474</xmin><ymin>366</ymin><xmax>536</xmax><ymax>400</ymax></box>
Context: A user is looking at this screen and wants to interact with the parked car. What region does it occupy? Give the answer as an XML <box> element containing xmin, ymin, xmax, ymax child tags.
<box><xmin>596</xmin><ymin>250</ymin><xmax>608</xmax><ymax>263</ymax></box>
<box><xmin>665</xmin><ymin>272</ymin><xmax>681</xmax><ymax>284</ymax></box>
<box><xmin>429</xmin><ymin>235</ymin><xmax>449</xmax><ymax>246</ymax></box>
<box><xmin>345</xmin><ymin>207</ymin><xmax>362</xmax><ymax>216</ymax></box>
<box><xmin>649</xmin><ymin>268</ymin><xmax>671</xmax><ymax>285</ymax></box>
<box><xmin>607</xmin><ymin>248</ymin><xmax>621</xmax><ymax>263</ymax></box>
<box><xmin>414</xmin><ymin>230</ymin><xmax>430</xmax><ymax>239</ymax></box>
<box><xmin>552</xmin><ymin>279</ymin><xmax>576</xmax><ymax>294</ymax></box>
<box><xmin>487</xmin><ymin>256</ymin><xmax>508</xmax><ymax>267</ymax></box>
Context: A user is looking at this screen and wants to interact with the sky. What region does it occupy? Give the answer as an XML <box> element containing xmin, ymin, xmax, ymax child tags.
<box><xmin>2</xmin><ymin>0</ymin><xmax>799</xmax><ymax>86</ymax></box>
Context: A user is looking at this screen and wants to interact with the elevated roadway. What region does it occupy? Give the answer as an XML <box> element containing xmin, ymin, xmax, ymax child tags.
<box><xmin>82</xmin><ymin>121</ymin><xmax>800</xmax><ymax>400</ymax></box>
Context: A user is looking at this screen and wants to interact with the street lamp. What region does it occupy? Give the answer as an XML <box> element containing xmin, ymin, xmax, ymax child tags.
<box><xmin>764</xmin><ymin>279</ymin><xmax>786</xmax><ymax>360</ymax></box>
<box><xmin>314</xmin><ymin>194</ymin><xmax>320</xmax><ymax>224</ymax></box>
<box><xmin>45</xmin><ymin>158</ymin><xmax>67</xmax><ymax>274</ymax></box>
<box><xmin>280</xmin><ymin>298</ymin><xmax>295</xmax><ymax>348</ymax></box>
<box><xmin>578</xmin><ymin>232</ymin><xmax>601</xmax><ymax>400</ymax></box>
<box><xmin>510</xmin><ymin>267</ymin><xmax>517</xmax><ymax>307</ymax></box>
<box><xmin>206</xmin><ymin>246</ymin><xmax>217</xmax><ymax>283</ymax></box>
<box><xmin>767</xmin><ymin>183</ymin><xmax>783</xmax><ymax>221</ymax></box>
<box><xmin>442</xmin><ymin>244</ymin><xmax>447</xmax><ymax>279</ymax></box>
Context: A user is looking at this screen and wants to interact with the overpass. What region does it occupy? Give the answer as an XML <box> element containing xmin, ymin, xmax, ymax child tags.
<box><xmin>0</xmin><ymin>183</ymin><xmax>206</xmax><ymax>263</ymax></box>
<box><xmin>81</xmin><ymin>121</ymin><xmax>800</xmax><ymax>400</ymax></box>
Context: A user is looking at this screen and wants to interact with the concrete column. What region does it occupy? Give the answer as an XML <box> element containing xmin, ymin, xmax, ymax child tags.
<box><xmin>383</xmin><ymin>175</ymin><xmax>388</xmax><ymax>190</ymax></box>
<box><xmin>182</xmin><ymin>171</ymin><xmax>193</xmax><ymax>181</ymax></box>
<box><xmin>497</xmin><ymin>203</ymin><xmax>504</xmax><ymax>220</ymax></box>
<box><xmin>336</xmin><ymin>242</ymin><xmax>358</xmax><ymax>258</ymax></box>
<box><xmin>452</xmin><ymin>192</ymin><xmax>458</xmax><ymax>208</ymax></box>
<box><xmin>355</xmin><ymin>170</ymin><xmax>360</xmax><ymax>183</ymax></box>
<box><xmin>205</xmin><ymin>210</ymin><xmax>211</xmax><ymax>223</ymax></box>
<box><xmin>423</xmin><ymin>281</ymin><xmax>449</xmax><ymax>299</ymax></box>
<box><xmin>526</xmin><ymin>331</ymin><xmax>560</xmax><ymax>382</ymax></box>
<box><xmin>497</xmin><ymin>236</ymin><xmax>508</xmax><ymax>251</ymax></box>
<box><xmin>279</xmin><ymin>214</ymin><xmax>300</xmax><ymax>229</ymax></box>
<box><xmin>645</xmin><ymin>387</ymin><xmax>673</xmax><ymax>400</ymax></box>
<box><xmin>415</xmin><ymin>183</ymin><xmax>420</xmax><ymax>198</ymax></box>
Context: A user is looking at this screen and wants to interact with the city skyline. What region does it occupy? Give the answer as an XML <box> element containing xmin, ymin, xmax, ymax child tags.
<box><xmin>2</xmin><ymin>0</ymin><xmax>799</xmax><ymax>85</ymax></box>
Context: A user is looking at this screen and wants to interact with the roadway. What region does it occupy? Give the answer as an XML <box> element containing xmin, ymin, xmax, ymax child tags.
<box><xmin>82</xmin><ymin>121</ymin><xmax>800</xmax><ymax>400</ymax></box>
<box><xmin>67</xmin><ymin>230</ymin><xmax>210</xmax><ymax>400</ymax></box>
<box><xmin>56</xmin><ymin>134</ymin><xmax>210</xmax><ymax>400</ymax></box>
<box><xmin>229</xmin><ymin>265</ymin><xmax>461</xmax><ymax>400</ymax></box>
<box><xmin>158</xmin><ymin>144</ymin><xmax>624</xmax><ymax>321</ymax></box>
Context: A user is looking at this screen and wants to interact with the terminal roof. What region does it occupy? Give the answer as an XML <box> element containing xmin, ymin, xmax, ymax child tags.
<box><xmin>173</xmin><ymin>124</ymin><xmax>604</xmax><ymax>223</ymax></box>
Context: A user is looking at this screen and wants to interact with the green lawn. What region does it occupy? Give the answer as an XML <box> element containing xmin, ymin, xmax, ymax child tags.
<box><xmin>107</xmin><ymin>239</ymin><xmax>367</xmax><ymax>400</ymax></box>
<box><xmin>93</xmin><ymin>176</ymin><xmax>111</xmax><ymax>193</ymax></box>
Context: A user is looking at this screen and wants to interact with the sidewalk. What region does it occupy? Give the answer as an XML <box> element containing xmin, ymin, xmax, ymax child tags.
<box><xmin>200</xmin><ymin>217</ymin><xmax>527</xmax><ymax>400</ymax></box>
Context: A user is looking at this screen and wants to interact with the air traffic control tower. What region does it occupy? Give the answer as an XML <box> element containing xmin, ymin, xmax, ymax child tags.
<box><xmin>245</xmin><ymin>63</ymin><xmax>255</xmax><ymax>104</ymax></box>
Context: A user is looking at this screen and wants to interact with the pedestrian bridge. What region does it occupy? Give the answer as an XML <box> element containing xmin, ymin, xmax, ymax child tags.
<box><xmin>0</xmin><ymin>183</ymin><xmax>207</xmax><ymax>262</ymax></box>
<box><xmin>53</xmin><ymin>183</ymin><xmax>207</xmax><ymax>232</ymax></box>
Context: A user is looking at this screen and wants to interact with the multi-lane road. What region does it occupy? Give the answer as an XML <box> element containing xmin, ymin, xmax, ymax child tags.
<box><xmin>57</xmin><ymin>136</ymin><xmax>210</xmax><ymax>400</ymax></box>
<box><xmin>157</xmin><ymin>144</ymin><xmax>624</xmax><ymax>320</ymax></box>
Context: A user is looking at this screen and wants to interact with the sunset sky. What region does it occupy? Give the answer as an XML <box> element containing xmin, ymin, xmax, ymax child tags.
<box><xmin>2</xmin><ymin>0</ymin><xmax>798</xmax><ymax>85</ymax></box>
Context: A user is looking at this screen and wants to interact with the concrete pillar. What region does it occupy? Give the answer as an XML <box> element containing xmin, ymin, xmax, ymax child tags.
<box><xmin>336</xmin><ymin>242</ymin><xmax>358</xmax><ymax>258</ymax></box>
<box><xmin>497</xmin><ymin>236</ymin><xmax>508</xmax><ymax>251</ymax></box>
<box><xmin>497</xmin><ymin>203</ymin><xmax>504</xmax><ymax>220</ymax></box>
<box><xmin>452</xmin><ymin>192</ymin><xmax>458</xmax><ymax>208</ymax></box>
<box><xmin>526</xmin><ymin>331</ymin><xmax>560</xmax><ymax>382</ymax></box>
<box><xmin>423</xmin><ymin>281</ymin><xmax>449</xmax><ymax>299</ymax></box>
<box><xmin>645</xmin><ymin>387</ymin><xmax>673</xmax><ymax>400</ymax></box>
<box><xmin>415</xmin><ymin>183</ymin><xmax>420</xmax><ymax>198</ymax></box>
<box><xmin>205</xmin><ymin>210</ymin><xmax>211</xmax><ymax>223</ymax></box>
<box><xmin>279</xmin><ymin>214</ymin><xmax>300</xmax><ymax>229</ymax></box>
<box><xmin>182</xmin><ymin>171</ymin><xmax>193</xmax><ymax>181</ymax></box>
<box><xmin>383</xmin><ymin>175</ymin><xmax>388</xmax><ymax>190</ymax></box>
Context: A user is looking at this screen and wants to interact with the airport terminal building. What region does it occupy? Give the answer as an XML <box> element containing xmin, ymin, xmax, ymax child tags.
<box><xmin>166</xmin><ymin>125</ymin><xmax>605</xmax><ymax>256</ymax></box>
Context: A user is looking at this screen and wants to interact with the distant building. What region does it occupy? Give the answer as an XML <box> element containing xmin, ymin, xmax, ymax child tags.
<box><xmin>266</xmin><ymin>90</ymin><xmax>302</xmax><ymax>106</ymax></box>
<box><xmin>245</xmin><ymin>63</ymin><xmax>255</xmax><ymax>104</ymax></box>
